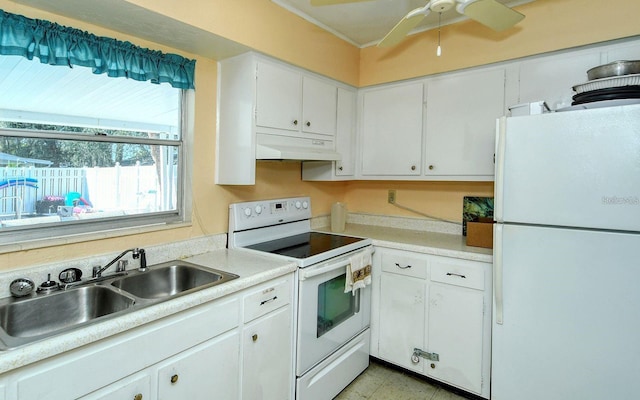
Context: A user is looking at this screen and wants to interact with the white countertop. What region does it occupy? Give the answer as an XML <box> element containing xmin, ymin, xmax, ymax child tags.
<box><xmin>0</xmin><ymin>219</ymin><xmax>491</xmax><ymax>374</ymax></box>
<box><xmin>0</xmin><ymin>248</ymin><xmax>297</xmax><ymax>375</ymax></box>
<box><xmin>315</xmin><ymin>223</ymin><xmax>493</xmax><ymax>263</ymax></box>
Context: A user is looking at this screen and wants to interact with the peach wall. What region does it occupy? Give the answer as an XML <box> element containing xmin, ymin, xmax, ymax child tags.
<box><xmin>344</xmin><ymin>181</ymin><xmax>494</xmax><ymax>222</ymax></box>
<box><xmin>125</xmin><ymin>0</ymin><xmax>360</xmax><ymax>86</ymax></box>
<box><xmin>359</xmin><ymin>0</ymin><xmax>640</xmax><ymax>86</ymax></box>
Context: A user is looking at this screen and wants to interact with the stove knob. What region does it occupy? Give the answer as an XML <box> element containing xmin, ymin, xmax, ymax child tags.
<box><xmin>254</xmin><ymin>205</ymin><xmax>263</xmax><ymax>215</ymax></box>
<box><xmin>302</xmin><ymin>201</ymin><xmax>309</xmax><ymax>209</ymax></box>
<box><xmin>244</xmin><ymin>208</ymin><xmax>252</xmax><ymax>217</ymax></box>
<box><xmin>295</xmin><ymin>201</ymin><xmax>302</xmax><ymax>209</ymax></box>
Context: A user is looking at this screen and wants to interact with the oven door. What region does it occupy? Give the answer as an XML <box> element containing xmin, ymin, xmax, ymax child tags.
<box><xmin>296</xmin><ymin>248</ymin><xmax>372</xmax><ymax>376</ymax></box>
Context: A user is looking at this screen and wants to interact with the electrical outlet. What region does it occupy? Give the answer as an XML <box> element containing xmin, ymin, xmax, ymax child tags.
<box><xmin>388</xmin><ymin>190</ymin><xmax>396</xmax><ymax>204</ymax></box>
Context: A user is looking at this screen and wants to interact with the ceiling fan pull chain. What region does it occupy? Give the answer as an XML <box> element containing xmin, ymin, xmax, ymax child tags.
<box><xmin>436</xmin><ymin>12</ymin><xmax>442</xmax><ymax>57</ymax></box>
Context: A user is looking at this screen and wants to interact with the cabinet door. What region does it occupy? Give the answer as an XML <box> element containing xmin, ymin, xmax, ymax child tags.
<box><xmin>302</xmin><ymin>76</ymin><xmax>337</xmax><ymax>136</ymax></box>
<box><xmin>157</xmin><ymin>331</ymin><xmax>240</xmax><ymax>400</ymax></box>
<box><xmin>428</xmin><ymin>283</ymin><xmax>484</xmax><ymax>394</ymax></box>
<box><xmin>518</xmin><ymin>50</ymin><xmax>601</xmax><ymax>110</ymax></box>
<box><xmin>361</xmin><ymin>83</ymin><xmax>423</xmax><ymax>176</ymax></box>
<box><xmin>80</xmin><ymin>371</ymin><xmax>151</xmax><ymax>400</ymax></box>
<box><xmin>256</xmin><ymin>61</ymin><xmax>301</xmax><ymax>131</ymax></box>
<box><xmin>335</xmin><ymin>87</ymin><xmax>356</xmax><ymax>176</ymax></box>
<box><xmin>242</xmin><ymin>306</ymin><xmax>293</xmax><ymax>400</ymax></box>
<box><xmin>424</xmin><ymin>69</ymin><xmax>504</xmax><ymax>178</ymax></box>
<box><xmin>378</xmin><ymin>272</ymin><xmax>425</xmax><ymax>373</ymax></box>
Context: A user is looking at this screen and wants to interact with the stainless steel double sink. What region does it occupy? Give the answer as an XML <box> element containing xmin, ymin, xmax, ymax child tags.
<box><xmin>0</xmin><ymin>261</ymin><xmax>238</xmax><ymax>350</ymax></box>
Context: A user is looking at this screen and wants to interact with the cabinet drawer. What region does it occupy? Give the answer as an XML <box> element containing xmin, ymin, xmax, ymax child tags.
<box><xmin>243</xmin><ymin>279</ymin><xmax>291</xmax><ymax>323</ymax></box>
<box><xmin>380</xmin><ymin>249</ymin><xmax>428</xmax><ymax>279</ymax></box>
<box><xmin>430</xmin><ymin>260</ymin><xmax>484</xmax><ymax>290</ymax></box>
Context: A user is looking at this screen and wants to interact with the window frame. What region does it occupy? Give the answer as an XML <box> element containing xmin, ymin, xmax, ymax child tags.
<box><xmin>0</xmin><ymin>90</ymin><xmax>193</xmax><ymax>251</ymax></box>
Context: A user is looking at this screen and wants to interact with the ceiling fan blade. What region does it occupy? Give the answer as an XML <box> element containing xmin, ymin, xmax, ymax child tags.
<box><xmin>459</xmin><ymin>0</ymin><xmax>524</xmax><ymax>32</ymax></box>
<box><xmin>377</xmin><ymin>6</ymin><xmax>430</xmax><ymax>48</ymax></box>
<box><xmin>310</xmin><ymin>0</ymin><xmax>373</xmax><ymax>5</ymax></box>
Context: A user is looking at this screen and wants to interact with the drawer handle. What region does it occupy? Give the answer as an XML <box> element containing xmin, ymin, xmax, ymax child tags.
<box><xmin>134</xmin><ymin>394</ymin><xmax>143</xmax><ymax>400</ymax></box>
<box><xmin>260</xmin><ymin>296</ymin><xmax>278</xmax><ymax>306</ymax></box>
<box><xmin>252</xmin><ymin>334</ymin><xmax>258</xmax><ymax>342</ymax></box>
<box><xmin>446</xmin><ymin>272</ymin><xmax>466</xmax><ymax>279</ymax></box>
<box><xmin>395</xmin><ymin>263</ymin><xmax>412</xmax><ymax>269</ymax></box>
<box><xmin>170</xmin><ymin>374</ymin><xmax>179</xmax><ymax>384</ymax></box>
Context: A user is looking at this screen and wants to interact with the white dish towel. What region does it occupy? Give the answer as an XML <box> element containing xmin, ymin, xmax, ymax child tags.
<box><xmin>344</xmin><ymin>248</ymin><xmax>373</xmax><ymax>295</ymax></box>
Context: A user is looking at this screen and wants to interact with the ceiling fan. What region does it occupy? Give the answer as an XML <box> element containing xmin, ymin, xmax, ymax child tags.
<box><xmin>310</xmin><ymin>0</ymin><xmax>525</xmax><ymax>48</ymax></box>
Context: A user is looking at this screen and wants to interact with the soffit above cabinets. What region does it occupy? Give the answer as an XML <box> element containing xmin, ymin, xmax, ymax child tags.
<box><xmin>8</xmin><ymin>0</ymin><xmax>250</xmax><ymax>60</ymax></box>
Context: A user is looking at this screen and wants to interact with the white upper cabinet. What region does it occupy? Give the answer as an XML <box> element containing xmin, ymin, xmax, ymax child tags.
<box><xmin>424</xmin><ymin>68</ymin><xmax>505</xmax><ymax>179</ymax></box>
<box><xmin>256</xmin><ymin>62</ymin><xmax>337</xmax><ymax>136</ymax></box>
<box><xmin>302</xmin><ymin>76</ymin><xmax>338</xmax><ymax>136</ymax></box>
<box><xmin>335</xmin><ymin>88</ymin><xmax>357</xmax><ymax>176</ymax></box>
<box><xmin>217</xmin><ymin>52</ymin><xmax>345</xmax><ymax>185</ymax></box>
<box><xmin>517</xmin><ymin>50</ymin><xmax>602</xmax><ymax>110</ymax></box>
<box><xmin>361</xmin><ymin>82</ymin><xmax>424</xmax><ymax>176</ymax></box>
<box><xmin>301</xmin><ymin>87</ymin><xmax>358</xmax><ymax>180</ymax></box>
<box><xmin>256</xmin><ymin>61</ymin><xmax>302</xmax><ymax>132</ymax></box>
<box><xmin>358</xmin><ymin>70</ymin><xmax>503</xmax><ymax>181</ymax></box>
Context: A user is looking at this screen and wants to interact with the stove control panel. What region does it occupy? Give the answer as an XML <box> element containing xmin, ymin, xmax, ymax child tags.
<box><xmin>229</xmin><ymin>196</ymin><xmax>311</xmax><ymax>232</ymax></box>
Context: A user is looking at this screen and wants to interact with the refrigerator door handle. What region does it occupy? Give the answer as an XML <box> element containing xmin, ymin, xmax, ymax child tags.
<box><xmin>494</xmin><ymin>117</ymin><xmax>507</xmax><ymax>223</ymax></box>
<box><xmin>494</xmin><ymin>223</ymin><xmax>504</xmax><ymax>325</ymax></box>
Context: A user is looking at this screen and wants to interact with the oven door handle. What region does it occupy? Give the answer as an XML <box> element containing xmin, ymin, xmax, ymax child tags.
<box><xmin>299</xmin><ymin>247</ymin><xmax>373</xmax><ymax>281</ymax></box>
<box><xmin>299</xmin><ymin>260</ymin><xmax>349</xmax><ymax>281</ymax></box>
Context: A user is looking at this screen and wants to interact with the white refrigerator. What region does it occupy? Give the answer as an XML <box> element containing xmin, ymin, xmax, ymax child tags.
<box><xmin>492</xmin><ymin>103</ymin><xmax>640</xmax><ymax>400</ymax></box>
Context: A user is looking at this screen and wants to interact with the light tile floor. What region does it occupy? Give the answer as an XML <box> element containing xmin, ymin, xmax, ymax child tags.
<box><xmin>334</xmin><ymin>360</ymin><xmax>472</xmax><ymax>400</ymax></box>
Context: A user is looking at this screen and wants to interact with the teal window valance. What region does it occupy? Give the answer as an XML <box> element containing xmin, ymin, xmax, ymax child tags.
<box><xmin>0</xmin><ymin>9</ymin><xmax>195</xmax><ymax>89</ymax></box>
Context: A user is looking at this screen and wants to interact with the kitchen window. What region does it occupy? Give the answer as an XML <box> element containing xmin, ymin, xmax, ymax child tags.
<box><xmin>0</xmin><ymin>9</ymin><xmax>196</xmax><ymax>247</ymax></box>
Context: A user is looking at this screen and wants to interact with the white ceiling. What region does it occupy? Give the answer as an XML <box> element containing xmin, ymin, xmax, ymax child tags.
<box><xmin>272</xmin><ymin>0</ymin><xmax>535</xmax><ymax>47</ymax></box>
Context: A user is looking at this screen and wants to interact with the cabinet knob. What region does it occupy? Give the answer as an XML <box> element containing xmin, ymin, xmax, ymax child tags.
<box><xmin>410</xmin><ymin>165</ymin><xmax>416</xmax><ymax>171</ymax></box>
<box><xmin>428</xmin><ymin>165</ymin><xmax>434</xmax><ymax>170</ymax></box>
<box><xmin>338</xmin><ymin>166</ymin><xmax>343</xmax><ymax>171</ymax></box>
<box><xmin>170</xmin><ymin>374</ymin><xmax>179</xmax><ymax>384</ymax></box>
<box><xmin>134</xmin><ymin>394</ymin><xmax>143</xmax><ymax>400</ymax></box>
<box><xmin>252</xmin><ymin>334</ymin><xmax>258</xmax><ymax>342</ymax></box>
<box><xmin>293</xmin><ymin>119</ymin><xmax>298</xmax><ymax>126</ymax></box>
<box><xmin>306</xmin><ymin>121</ymin><xmax>311</xmax><ymax>127</ymax></box>
<box><xmin>431</xmin><ymin>363</ymin><xmax>436</xmax><ymax>369</ymax></box>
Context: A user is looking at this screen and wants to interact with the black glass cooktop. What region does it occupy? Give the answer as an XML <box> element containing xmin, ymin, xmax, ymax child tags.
<box><xmin>246</xmin><ymin>232</ymin><xmax>365</xmax><ymax>259</ymax></box>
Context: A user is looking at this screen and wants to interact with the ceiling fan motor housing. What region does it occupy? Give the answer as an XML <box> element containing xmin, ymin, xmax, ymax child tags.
<box><xmin>430</xmin><ymin>0</ymin><xmax>456</xmax><ymax>13</ymax></box>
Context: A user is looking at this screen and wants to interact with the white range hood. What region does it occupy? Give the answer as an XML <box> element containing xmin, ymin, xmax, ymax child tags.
<box><xmin>255</xmin><ymin>133</ymin><xmax>341</xmax><ymax>161</ymax></box>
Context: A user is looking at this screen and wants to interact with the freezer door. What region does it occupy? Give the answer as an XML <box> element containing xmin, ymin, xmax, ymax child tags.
<box><xmin>494</xmin><ymin>104</ymin><xmax>640</xmax><ymax>231</ymax></box>
<box><xmin>492</xmin><ymin>224</ymin><xmax>640</xmax><ymax>400</ymax></box>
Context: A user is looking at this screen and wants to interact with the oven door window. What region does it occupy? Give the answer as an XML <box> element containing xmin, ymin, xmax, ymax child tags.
<box><xmin>317</xmin><ymin>273</ymin><xmax>359</xmax><ymax>337</ymax></box>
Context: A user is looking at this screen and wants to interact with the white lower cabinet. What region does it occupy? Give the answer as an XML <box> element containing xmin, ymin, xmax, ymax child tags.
<box><xmin>242</xmin><ymin>307</ymin><xmax>292</xmax><ymax>399</ymax></box>
<box><xmin>157</xmin><ymin>332</ymin><xmax>240</xmax><ymax>400</ymax></box>
<box><xmin>378</xmin><ymin>273</ymin><xmax>426</xmax><ymax>373</ymax></box>
<box><xmin>427</xmin><ymin>281</ymin><xmax>484</xmax><ymax>394</ymax></box>
<box><xmin>241</xmin><ymin>276</ymin><xmax>294</xmax><ymax>400</ymax></box>
<box><xmin>372</xmin><ymin>247</ymin><xmax>492</xmax><ymax>399</ymax></box>
<box><xmin>2</xmin><ymin>273</ymin><xmax>294</xmax><ymax>400</ymax></box>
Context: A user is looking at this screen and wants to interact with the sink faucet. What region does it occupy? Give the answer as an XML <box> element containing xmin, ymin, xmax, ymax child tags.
<box><xmin>93</xmin><ymin>248</ymin><xmax>147</xmax><ymax>278</ymax></box>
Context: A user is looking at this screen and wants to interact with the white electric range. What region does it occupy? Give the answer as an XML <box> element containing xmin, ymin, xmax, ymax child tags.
<box><xmin>228</xmin><ymin>196</ymin><xmax>372</xmax><ymax>400</ymax></box>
